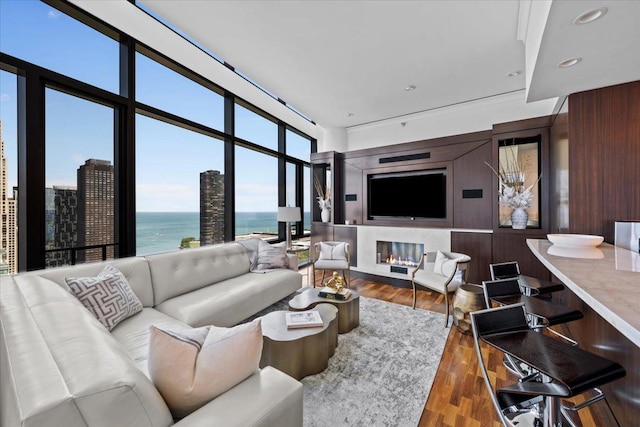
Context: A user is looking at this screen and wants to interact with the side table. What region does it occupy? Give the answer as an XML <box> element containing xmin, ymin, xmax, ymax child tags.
<box><xmin>289</xmin><ymin>286</ymin><xmax>360</xmax><ymax>333</ymax></box>
<box><xmin>452</xmin><ymin>284</ymin><xmax>486</xmax><ymax>334</ymax></box>
<box><xmin>259</xmin><ymin>303</ymin><xmax>338</xmax><ymax>380</ymax></box>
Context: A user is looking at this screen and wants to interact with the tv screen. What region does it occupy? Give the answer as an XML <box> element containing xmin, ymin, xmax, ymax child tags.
<box><xmin>367</xmin><ymin>169</ymin><xmax>446</xmax><ymax>219</ymax></box>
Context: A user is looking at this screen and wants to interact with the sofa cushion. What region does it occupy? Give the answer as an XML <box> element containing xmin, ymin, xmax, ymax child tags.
<box><xmin>148</xmin><ymin>319</ymin><xmax>263</xmax><ymax>419</ymax></box>
<box><xmin>155</xmin><ymin>269</ymin><xmax>302</xmax><ymax>327</ymax></box>
<box><xmin>111</xmin><ymin>307</ymin><xmax>190</xmax><ymax>377</ymax></box>
<box><xmin>146</xmin><ymin>243</ymin><xmax>252</xmax><ymax>306</ymax></box>
<box><xmin>66</xmin><ymin>264</ymin><xmax>143</xmax><ymax>331</ymax></box>
<box><xmin>171</xmin><ymin>366</ymin><xmax>303</xmax><ymax>427</ymax></box>
<box><xmin>1</xmin><ymin>275</ymin><xmax>173</xmax><ymax>427</ymax></box>
<box><xmin>35</xmin><ymin>256</ymin><xmax>155</xmax><ymax>307</ymax></box>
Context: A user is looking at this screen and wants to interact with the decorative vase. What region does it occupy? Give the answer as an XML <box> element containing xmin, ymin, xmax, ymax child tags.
<box><xmin>321</xmin><ymin>208</ymin><xmax>330</xmax><ymax>223</ymax></box>
<box><xmin>510</xmin><ymin>207</ymin><xmax>528</xmax><ymax>229</ymax></box>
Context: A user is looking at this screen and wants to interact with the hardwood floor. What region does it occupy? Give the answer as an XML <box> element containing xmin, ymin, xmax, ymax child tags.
<box><xmin>305</xmin><ymin>268</ymin><xmax>607</xmax><ymax>426</ymax></box>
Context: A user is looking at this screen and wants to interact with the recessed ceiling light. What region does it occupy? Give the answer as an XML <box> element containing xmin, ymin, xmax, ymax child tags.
<box><xmin>557</xmin><ymin>57</ymin><xmax>582</xmax><ymax>68</ymax></box>
<box><xmin>346</xmin><ymin>113</ymin><xmax>355</xmax><ymax>118</ymax></box>
<box><xmin>507</xmin><ymin>70</ymin><xmax>522</xmax><ymax>77</ymax></box>
<box><xmin>574</xmin><ymin>7</ymin><xmax>607</xmax><ymax>25</ymax></box>
<box><xmin>404</xmin><ymin>85</ymin><xmax>416</xmax><ymax>91</ymax></box>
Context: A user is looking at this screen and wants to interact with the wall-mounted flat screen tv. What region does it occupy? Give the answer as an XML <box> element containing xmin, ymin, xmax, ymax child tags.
<box><xmin>367</xmin><ymin>169</ymin><xmax>446</xmax><ymax>219</ymax></box>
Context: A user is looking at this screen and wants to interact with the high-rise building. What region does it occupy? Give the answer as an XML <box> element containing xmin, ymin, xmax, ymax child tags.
<box><xmin>0</xmin><ymin>120</ymin><xmax>18</xmax><ymax>274</ymax></box>
<box><xmin>77</xmin><ymin>159</ymin><xmax>114</xmax><ymax>263</ymax></box>
<box><xmin>45</xmin><ymin>186</ymin><xmax>78</xmax><ymax>268</ymax></box>
<box><xmin>200</xmin><ymin>170</ymin><xmax>225</xmax><ymax>245</ymax></box>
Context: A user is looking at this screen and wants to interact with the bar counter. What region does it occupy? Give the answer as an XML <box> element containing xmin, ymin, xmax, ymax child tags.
<box><xmin>527</xmin><ymin>239</ymin><xmax>640</xmax><ymax>347</ymax></box>
<box><xmin>527</xmin><ymin>238</ymin><xmax>639</xmax><ymax>425</ymax></box>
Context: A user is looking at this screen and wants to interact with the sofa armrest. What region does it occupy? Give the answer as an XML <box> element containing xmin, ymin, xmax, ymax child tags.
<box><xmin>173</xmin><ymin>366</ymin><xmax>302</xmax><ymax>427</ymax></box>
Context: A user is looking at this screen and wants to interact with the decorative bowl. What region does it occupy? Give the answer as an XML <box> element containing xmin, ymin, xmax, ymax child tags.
<box><xmin>547</xmin><ymin>234</ymin><xmax>604</xmax><ymax>248</ymax></box>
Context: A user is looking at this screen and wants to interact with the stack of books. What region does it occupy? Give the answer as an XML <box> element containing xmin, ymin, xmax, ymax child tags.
<box><xmin>318</xmin><ymin>286</ymin><xmax>351</xmax><ymax>301</ymax></box>
<box><xmin>285</xmin><ymin>310</ymin><xmax>324</xmax><ymax>329</ymax></box>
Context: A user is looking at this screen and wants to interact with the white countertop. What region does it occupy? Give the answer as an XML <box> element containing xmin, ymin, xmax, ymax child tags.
<box><xmin>527</xmin><ymin>239</ymin><xmax>640</xmax><ymax>347</ymax></box>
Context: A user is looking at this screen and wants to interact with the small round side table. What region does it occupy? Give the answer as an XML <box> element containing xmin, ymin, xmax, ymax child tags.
<box><xmin>452</xmin><ymin>284</ymin><xmax>486</xmax><ymax>334</ymax></box>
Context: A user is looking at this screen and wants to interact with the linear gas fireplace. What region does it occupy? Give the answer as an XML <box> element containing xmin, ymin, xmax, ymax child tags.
<box><xmin>376</xmin><ymin>241</ymin><xmax>424</xmax><ymax>270</ymax></box>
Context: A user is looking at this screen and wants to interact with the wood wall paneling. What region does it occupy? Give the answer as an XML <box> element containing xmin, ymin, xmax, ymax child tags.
<box><xmin>491</xmin><ymin>233</ymin><xmax>550</xmax><ymax>281</ymax></box>
<box><xmin>451</xmin><ymin>232</ymin><xmax>492</xmax><ymax>284</ymax></box>
<box><xmin>453</xmin><ymin>141</ymin><xmax>493</xmax><ymax>229</ymax></box>
<box><xmin>549</xmin><ymin>111</ymin><xmax>569</xmax><ymax>235</ymax></box>
<box><xmin>333</xmin><ymin>225</ymin><xmax>357</xmax><ymax>267</ymax></box>
<box><xmin>568</xmin><ymin>80</ymin><xmax>640</xmax><ymax>243</ymax></box>
<box><xmin>343</xmin><ymin>162</ymin><xmax>364</xmax><ymax>225</ymax></box>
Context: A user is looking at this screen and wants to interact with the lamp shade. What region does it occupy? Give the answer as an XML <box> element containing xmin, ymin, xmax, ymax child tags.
<box><xmin>278</xmin><ymin>207</ymin><xmax>301</xmax><ymax>222</ymax></box>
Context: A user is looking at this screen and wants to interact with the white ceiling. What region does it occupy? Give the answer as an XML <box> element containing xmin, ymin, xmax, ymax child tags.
<box><xmin>139</xmin><ymin>0</ymin><xmax>640</xmax><ymax>129</ymax></box>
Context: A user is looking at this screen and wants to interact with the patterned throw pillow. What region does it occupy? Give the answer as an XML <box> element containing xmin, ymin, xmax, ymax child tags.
<box><xmin>148</xmin><ymin>319</ymin><xmax>263</xmax><ymax>419</ymax></box>
<box><xmin>66</xmin><ymin>264</ymin><xmax>143</xmax><ymax>331</ymax></box>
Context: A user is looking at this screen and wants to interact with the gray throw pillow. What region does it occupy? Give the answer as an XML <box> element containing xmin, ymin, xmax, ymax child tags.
<box><xmin>65</xmin><ymin>264</ymin><xmax>143</xmax><ymax>331</ymax></box>
<box><xmin>256</xmin><ymin>239</ymin><xmax>289</xmax><ymax>270</ymax></box>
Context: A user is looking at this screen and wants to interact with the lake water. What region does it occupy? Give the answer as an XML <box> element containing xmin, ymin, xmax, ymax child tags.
<box><xmin>136</xmin><ymin>211</ymin><xmax>309</xmax><ymax>255</ymax></box>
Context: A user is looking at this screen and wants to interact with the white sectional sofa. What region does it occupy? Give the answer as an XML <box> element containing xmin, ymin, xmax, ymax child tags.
<box><xmin>0</xmin><ymin>242</ymin><xmax>304</xmax><ymax>427</ymax></box>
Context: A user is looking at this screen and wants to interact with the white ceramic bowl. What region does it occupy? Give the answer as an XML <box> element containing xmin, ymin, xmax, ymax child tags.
<box><xmin>547</xmin><ymin>234</ymin><xmax>604</xmax><ymax>248</ymax></box>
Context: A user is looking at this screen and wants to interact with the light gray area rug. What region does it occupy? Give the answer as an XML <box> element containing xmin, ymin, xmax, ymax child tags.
<box><xmin>301</xmin><ymin>297</ymin><xmax>449</xmax><ymax>427</ymax></box>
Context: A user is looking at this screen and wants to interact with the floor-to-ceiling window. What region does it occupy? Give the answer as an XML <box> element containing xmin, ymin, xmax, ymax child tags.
<box><xmin>0</xmin><ymin>0</ymin><xmax>314</xmax><ymax>271</ymax></box>
<box><xmin>136</xmin><ymin>115</ymin><xmax>224</xmax><ymax>254</ymax></box>
<box><xmin>0</xmin><ymin>70</ymin><xmax>18</xmax><ymax>274</ymax></box>
<box><xmin>45</xmin><ymin>89</ymin><xmax>116</xmax><ymax>266</ymax></box>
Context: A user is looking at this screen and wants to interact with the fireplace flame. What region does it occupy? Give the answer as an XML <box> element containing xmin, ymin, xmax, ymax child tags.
<box><xmin>384</xmin><ymin>254</ymin><xmax>418</xmax><ymax>267</ymax></box>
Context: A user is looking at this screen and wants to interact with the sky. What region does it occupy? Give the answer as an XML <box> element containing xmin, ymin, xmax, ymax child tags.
<box><xmin>0</xmin><ymin>0</ymin><xmax>310</xmax><ymax>213</ymax></box>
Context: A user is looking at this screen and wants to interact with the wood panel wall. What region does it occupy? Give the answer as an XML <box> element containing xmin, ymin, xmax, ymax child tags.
<box><xmin>451</xmin><ymin>232</ymin><xmax>492</xmax><ymax>284</ymax></box>
<box><xmin>569</xmin><ymin>80</ymin><xmax>640</xmax><ymax>243</ymax></box>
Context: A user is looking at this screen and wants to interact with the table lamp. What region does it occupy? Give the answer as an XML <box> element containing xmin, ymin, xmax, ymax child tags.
<box><xmin>278</xmin><ymin>207</ymin><xmax>301</xmax><ymax>249</ymax></box>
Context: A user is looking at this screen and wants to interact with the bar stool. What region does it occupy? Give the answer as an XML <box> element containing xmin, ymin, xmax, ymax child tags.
<box><xmin>489</xmin><ymin>261</ymin><xmax>565</xmax><ymax>296</ymax></box>
<box><xmin>482</xmin><ymin>278</ymin><xmax>583</xmax><ymax>379</ymax></box>
<box><xmin>471</xmin><ymin>304</ymin><xmax>626</xmax><ymax>427</ymax></box>
<box><xmin>482</xmin><ymin>278</ymin><xmax>582</xmax><ymax>344</ymax></box>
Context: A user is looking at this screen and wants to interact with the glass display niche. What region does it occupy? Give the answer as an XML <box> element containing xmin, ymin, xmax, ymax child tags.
<box><xmin>498</xmin><ymin>135</ymin><xmax>541</xmax><ymax>228</ymax></box>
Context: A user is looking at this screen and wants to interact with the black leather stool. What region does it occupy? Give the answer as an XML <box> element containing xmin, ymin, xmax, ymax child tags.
<box><xmin>482</xmin><ymin>278</ymin><xmax>583</xmax><ymax>380</ymax></box>
<box><xmin>482</xmin><ymin>278</ymin><xmax>582</xmax><ymax>344</ymax></box>
<box><xmin>471</xmin><ymin>304</ymin><xmax>626</xmax><ymax>427</ymax></box>
<box><xmin>489</xmin><ymin>261</ymin><xmax>565</xmax><ymax>296</ymax></box>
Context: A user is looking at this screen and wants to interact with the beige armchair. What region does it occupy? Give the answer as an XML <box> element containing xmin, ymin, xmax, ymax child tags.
<box><xmin>411</xmin><ymin>251</ymin><xmax>471</xmax><ymax>326</ymax></box>
<box><xmin>312</xmin><ymin>241</ymin><xmax>351</xmax><ymax>288</ymax></box>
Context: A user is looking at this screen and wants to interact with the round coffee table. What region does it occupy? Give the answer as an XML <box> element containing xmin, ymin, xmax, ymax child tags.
<box><xmin>288</xmin><ymin>286</ymin><xmax>360</xmax><ymax>333</ymax></box>
<box><xmin>452</xmin><ymin>284</ymin><xmax>486</xmax><ymax>334</ymax></box>
<box><xmin>259</xmin><ymin>303</ymin><xmax>338</xmax><ymax>380</ymax></box>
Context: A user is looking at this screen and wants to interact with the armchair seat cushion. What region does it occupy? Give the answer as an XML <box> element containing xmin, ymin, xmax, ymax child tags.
<box><xmin>413</xmin><ymin>271</ymin><xmax>462</xmax><ymax>293</ymax></box>
<box><xmin>313</xmin><ymin>259</ymin><xmax>349</xmax><ymax>270</ymax></box>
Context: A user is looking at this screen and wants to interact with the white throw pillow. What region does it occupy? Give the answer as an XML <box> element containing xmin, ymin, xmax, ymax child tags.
<box><xmin>256</xmin><ymin>239</ymin><xmax>289</xmax><ymax>270</ymax></box>
<box><xmin>148</xmin><ymin>318</ymin><xmax>263</xmax><ymax>419</ymax></box>
<box><xmin>318</xmin><ymin>242</ymin><xmax>347</xmax><ymax>261</ymax></box>
<box><xmin>65</xmin><ymin>264</ymin><xmax>143</xmax><ymax>331</ymax></box>
<box><xmin>433</xmin><ymin>251</ymin><xmax>459</xmax><ymax>277</ymax></box>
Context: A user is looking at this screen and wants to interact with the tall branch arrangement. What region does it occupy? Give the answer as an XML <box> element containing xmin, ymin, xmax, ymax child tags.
<box><xmin>313</xmin><ymin>176</ymin><xmax>331</xmax><ymax>211</ymax></box>
<box><xmin>485</xmin><ymin>150</ymin><xmax>541</xmax><ymax>209</ymax></box>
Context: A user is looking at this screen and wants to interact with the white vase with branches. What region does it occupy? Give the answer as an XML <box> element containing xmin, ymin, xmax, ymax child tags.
<box><xmin>486</xmin><ymin>152</ymin><xmax>541</xmax><ymax>229</ymax></box>
<box><xmin>314</xmin><ymin>177</ymin><xmax>331</xmax><ymax>222</ymax></box>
